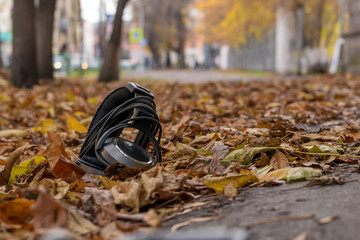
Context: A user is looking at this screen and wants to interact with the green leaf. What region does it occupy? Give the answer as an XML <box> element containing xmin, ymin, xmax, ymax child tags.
<box><xmin>223</xmin><ymin>147</ymin><xmax>278</xmax><ymax>164</ymax></box>
<box><xmin>303</xmin><ymin>145</ymin><xmax>338</xmax><ymax>154</ymax></box>
<box><xmin>286</xmin><ymin>167</ymin><xmax>322</xmax><ymax>183</ymax></box>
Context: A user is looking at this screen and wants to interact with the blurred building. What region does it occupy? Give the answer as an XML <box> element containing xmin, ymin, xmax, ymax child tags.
<box><xmin>344</xmin><ymin>0</ymin><xmax>360</xmax><ymax>73</ymax></box>
<box><xmin>0</xmin><ymin>0</ymin><xmax>12</xmax><ymax>67</ymax></box>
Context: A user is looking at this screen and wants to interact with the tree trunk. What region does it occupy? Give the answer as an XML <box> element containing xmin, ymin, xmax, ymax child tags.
<box><xmin>36</xmin><ymin>0</ymin><xmax>56</xmax><ymax>80</ymax></box>
<box><xmin>99</xmin><ymin>0</ymin><xmax>129</xmax><ymax>82</ymax></box>
<box><xmin>148</xmin><ymin>31</ymin><xmax>161</xmax><ymax>68</ymax></box>
<box><xmin>165</xmin><ymin>51</ymin><xmax>171</xmax><ymax>68</ymax></box>
<box><xmin>12</xmin><ymin>0</ymin><xmax>38</xmax><ymax>88</ymax></box>
<box><xmin>175</xmin><ymin>11</ymin><xmax>186</xmax><ymax>69</ymax></box>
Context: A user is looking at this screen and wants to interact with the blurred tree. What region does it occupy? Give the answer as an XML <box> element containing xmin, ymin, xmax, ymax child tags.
<box><xmin>12</xmin><ymin>0</ymin><xmax>38</xmax><ymax>88</ymax></box>
<box><xmin>143</xmin><ymin>0</ymin><xmax>190</xmax><ymax>68</ymax></box>
<box><xmin>196</xmin><ymin>0</ymin><xmax>338</xmax><ymax>50</ymax></box>
<box><xmin>36</xmin><ymin>0</ymin><xmax>56</xmax><ymax>80</ymax></box>
<box><xmin>99</xmin><ymin>0</ymin><xmax>130</xmax><ymax>82</ymax></box>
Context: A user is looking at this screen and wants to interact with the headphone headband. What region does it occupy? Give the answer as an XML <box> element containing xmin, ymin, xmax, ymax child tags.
<box><xmin>76</xmin><ymin>82</ymin><xmax>162</xmax><ymax>176</ymax></box>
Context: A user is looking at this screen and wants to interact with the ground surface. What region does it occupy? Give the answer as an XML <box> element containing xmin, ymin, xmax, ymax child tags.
<box><xmin>122</xmin><ymin>72</ymin><xmax>360</xmax><ymax>240</ymax></box>
<box><xmin>158</xmin><ymin>166</ymin><xmax>359</xmax><ymax>240</ymax></box>
<box><xmin>1</xmin><ymin>70</ymin><xmax>360</xmax><ymax>240</ymax></box>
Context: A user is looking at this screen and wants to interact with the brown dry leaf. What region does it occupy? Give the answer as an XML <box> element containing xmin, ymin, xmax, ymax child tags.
<box><xmin>38</xmin><ymin>178</ymin><xmax>70</xmax><ymax>200</ymax></box>
<box><xmin>111</xmin><ymin>179</ymin><xmax>142</xmax><ymax>213</ymax></box>
<box><xmin>223</xmin><ymin>182</ymin><xmax>238</xmax><ymax>198</ymax></box>
<box><xmin>140</xmin><ymin>164</ymin><xmax>163</xmax><ymax>201</ymax></box>
<box><xmin>67</xmin><ymin>211</ymin><xmax>99</xmax><ymax>236</ymax></box>
<box><xmin>209</xmin><ymin>153</ymin><xmax>226</xmax><ymax>174</ymax></box>
<box><xmin>0</xmin><ymin>198</ymin><xmax>34</xmax><ymax>227</ymax></box>
<box><xmin>210</xmin><ymin>141</ymin><xmax>229</xmax><ymax>159</ymax></box>
<box><xmin>30</xmin><ymin>187</ymin><xmax>68</xmax><ymax>230</ymax></box>
<box><xmin>255</xmin><ymin>152</ymin><xmax>270</xmax><ymax>167</ymax></box>
<box><xmin>270</xmin><ymin>150</ymin><xmax>289</xmax><ymax>170</ymax></box>
<box><xmin>46</xmin><ymin>131</ymin><xmax>85</xmax><ymax>182</ymax></box>
<box><xmin>81</xmin><ymin>187</ymin><xmax>116</xmax><ymax>226</ymax></box>
<box><xmin>69</xmin><ymin>179</ymin><xmax>86</xmax><ymax>192</ymax></box>
<box><xmin>144</xmin><ymin>209</ymin><xmax>161</xmax><ymax>227</ymax></box>
<box><xmin>161</xmin><ymin>172</ymin><xmax>186</xmax><ymax>192</ymax></box>
<box><xmin>0</xmin><ymin>129</ymin><xmax>31</xmax><ymax>138</ymax></box>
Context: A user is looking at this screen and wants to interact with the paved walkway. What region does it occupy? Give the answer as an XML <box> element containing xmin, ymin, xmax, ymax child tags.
<box><xmin>124</xmin><ymin>69</ymin><xmax>273</xmax><ymax>83</ymax></box>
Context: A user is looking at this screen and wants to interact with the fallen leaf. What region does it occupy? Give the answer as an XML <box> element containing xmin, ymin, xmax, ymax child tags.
<box><xmin>0</xmin><ymin>145</ymin><xmax>34</xmax><ymax>186</ymax></box>
<box><xmin>32</xmin><ymin>119</ymin><xmax>59</xmax><ymax>134</ymax></box>
<box><xmin>9</xmin><ymin>155</ymin><xmax>46</xmax><ymax>184</ymax></box>
<box><xmin>30</xmin><ymin>187</ymin><xmax>68</xmax><ymax>230</ymax></box>
<box><xmin>201</xmin><ymin>170</ymin><xmax>257</xmax><ymax>194</ymax></box>
<box><xmin>259</xmin><ymin>168</ymin><xmax>290</xmax><ymax>183</ymax></box>
<box><xmin>144</xmin><ymin>209</ymin><xmax>161</xmax><ymax>227</ymax></box>
<box><xmin>38</xmin><ymin>178</ymin><xmax>70</xmax><ymax>200</ymax></box>
<box><xmin>66</xmin><ymin>115</ymin><xmax>88</xmax><ymax>134</ymax></box>
<box><xmin>140</xmin><ymin>165</ymin><xmax>163</xmax><ymax>201</ymax></box>
<box><xmin>209</xmin><ymin>153</ymin><xmax>226</xmax><ymax>174</ymax></box>
<box><xmin>286</xmin><ymin>167</ymin><xmax>322</xmax><ymax>182</ymax></box>
<box><xmin>111</xmin><ymin>180</ymin><xmax>142</xmax><ymax>213</ymax></box>
<box><xmin>210</xmin><ymin>141</ymin><xmax>229</xmax><ymax>159</ymax></box>
<box><xmin>67</xmin><ymin>211</ymin><xmax>99</xmax><ymax>235</ymax></box>
<box><xmin>303</xmin><ymin>145</ymin><xmax>338</xmax><ymax>154</ymax></box>
<box><xmin>223</xmin><ymin>147</ymin><xmax>277</xmax><ymax>164</ymax></box>
<box><xmin>95</xmin><ymin>176</ymin><xmax>121</xmax><ymax>189</ymax></box>
<box><xmin>270</xmin><ymin>150</ymin><xmax>289</xmax><ymax>170</ymax></box>
<box><xmin>223</xmin><ymin>182</ymin><xmax>238</xmax><ymax>198</ymax></box>
<box><xmin>82</xmin><ymin>187</ymin><xmax>117</xmax><ymax>226</ymax></box>
<box><xmin>0</xmin><ymin>198</ymin><xmax>34</xmax><ymax>226</ymax></box>
<box><xmin>46</xmin><ymin>131</ymin><xmax>85</xmax><ymax>182</ymax></box>
<box><xmin>0</xmin><ymin>129</ymin><xmax>31</xmax><ymax>138</ymax></box>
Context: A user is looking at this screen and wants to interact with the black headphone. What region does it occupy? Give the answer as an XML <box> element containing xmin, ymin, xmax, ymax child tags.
<box><xmin>76</xmin><ymin>82</ymin><xmax>162</xmax><ymax>176</ymax></box>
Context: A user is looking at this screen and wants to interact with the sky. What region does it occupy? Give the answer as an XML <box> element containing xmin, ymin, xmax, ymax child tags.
<box><xmin>80</xmin><ymin>0</ymin><xmax>133</xmax><ymax>23</ymax></box>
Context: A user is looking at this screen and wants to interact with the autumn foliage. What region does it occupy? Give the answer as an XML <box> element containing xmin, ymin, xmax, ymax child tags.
<box><xmin>0</xmin><ymin>73</ymin><xmax>359</xmax><ymax>238</ymax></box>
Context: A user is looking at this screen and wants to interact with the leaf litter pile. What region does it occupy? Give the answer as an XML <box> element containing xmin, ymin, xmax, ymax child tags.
<box><xmin>0</xmin><ymin>74</ymin><xmax>360</xmax><ymax>238</ymax></box>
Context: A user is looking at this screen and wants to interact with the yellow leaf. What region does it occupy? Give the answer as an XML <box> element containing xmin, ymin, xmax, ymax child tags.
<box><xmin>9</xmin><ymin>156</ymin><xmax>46</xmax><ymax>184</ymax></box>
<box><xmin>95</xmin><ymin>176</ymin><xmax>121</xmax><ymax>189</ymax></box>
<box><xmin>66</xmin><ymin>116</ymin><xmax>88</xmax><ymax>133</ymax></box>
<box><xmin>87</xmin><ymin>97</ymin><xmax>99</xmax><ymax>104</ymax></box>
<box><xmin>201</xmin><ymin>170</ymin><xmax>258</xmax><ymax>194</ymax></box>
<box><xmin>259</xmin><ymin>168</ymin><xmax>290</xmax><ymax>183</ymax></box>
<box><xmin>0</xmin><ymin>93</ymin><xmax>10</xmax><ymax>102</ymax></box>
<box><xmin>32</xmin><ymin>118</ymin><xmax>58</xmax><ymax>134</ymax></box>
<box><xmin>67</xmin><ymin>91</ymin><xmax>74</xmax><ymax>101</ymax></box>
